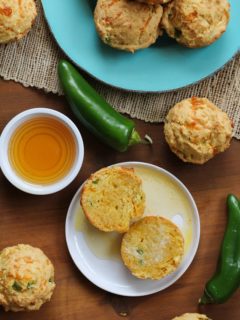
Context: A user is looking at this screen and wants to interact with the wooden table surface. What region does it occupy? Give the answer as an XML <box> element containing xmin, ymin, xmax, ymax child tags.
<box><xmin>0</xmin><ymin>79</ymin><xmax>240</xmax><ymax>320</ymax></box>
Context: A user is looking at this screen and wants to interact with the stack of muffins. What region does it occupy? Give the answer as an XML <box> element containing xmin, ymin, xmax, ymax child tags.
<box><xmin>94</xmin><ymin>0</ymin><xmax>230</xmax><ymax>52</ymax></box>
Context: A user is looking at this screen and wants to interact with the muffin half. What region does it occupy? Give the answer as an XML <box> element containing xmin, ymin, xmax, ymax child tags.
<box><xmin>81</xmin><ymin>167</ymin><xmax>145</xmax><ymax>233</ymax></box>
<box><xmin>121</xmin><ymin>216</ymin><xmax>184</xmax><ymax>279</ymax></box>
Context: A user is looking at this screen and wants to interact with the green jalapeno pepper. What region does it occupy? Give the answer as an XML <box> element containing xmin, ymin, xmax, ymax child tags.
<box><xmin>199</xmin><ymin>194</ymin><xmax>240</xmax><ymax>304</ymax></box>
<box><xmin>58</xmin><ymin>59</ymin><xmax>147</xmax><ymax>152</ymax></box>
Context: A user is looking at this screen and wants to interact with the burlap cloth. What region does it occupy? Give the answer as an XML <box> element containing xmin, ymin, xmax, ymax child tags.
<box><xmin>0</xmin><ymin>1</ymin><xmax>239</xmax><ymax>139</ymax></box>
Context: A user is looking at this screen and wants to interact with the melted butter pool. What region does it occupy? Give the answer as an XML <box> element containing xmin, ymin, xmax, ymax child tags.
<box><xmin>75</xmin><ymin>165</ymin><xmax>194</xmax><ymax>261</ymax></box>
<box><xmin>75</xmin><ymin>208</ymin><xmax>122</xmax><ymax>261</ymax></box>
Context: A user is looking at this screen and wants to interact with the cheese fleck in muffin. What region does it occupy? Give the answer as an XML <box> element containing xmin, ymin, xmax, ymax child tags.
<box><xmin>164</xmin><ymin>97</ymin><xmax>233</xmax><ymax>164</ymax></box>
<box><xmin>94</xmin><ymin>0</ymin><xmax>163</xmax><ymax>53</ymax></box>
<box><xmin>0</xmin><ymin>244</ymin><xmax>55</xmax><ymax>312</ymax></box>
<box><xmin>0</xmin><ymin>0</ymin><xmax>37</xmax><ymax>44</ymax></box>
<box><xmin>172</xmin><ymin>314</ymin><xmax>211</xmax><ymax>320</ymax></box>
<box><xmin>121</xmin><ymin>216</ymin><xmax>184</xmax><ymax>279</ymax></box>
<box><xmin>161</xmin><ymin>0</ymin><xmax>230</xmax><ymax>48</ymax></box>
<box><xmin>80</xmin><ymin>167</ymin><xmax>145</xmax><ymax>233</ymax></box>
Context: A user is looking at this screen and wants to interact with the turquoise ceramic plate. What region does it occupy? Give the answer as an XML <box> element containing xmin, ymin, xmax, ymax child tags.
<box><xmin>42</xmin><ymin>0</ymin><xmax>240</xmax><ymax>92</ymax></box>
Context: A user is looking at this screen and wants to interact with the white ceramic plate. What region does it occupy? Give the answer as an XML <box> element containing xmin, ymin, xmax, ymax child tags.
<box><xmin>65</xmin><ymin>162</ymin><xmax>200</xmax><ymax>296</ymax></box>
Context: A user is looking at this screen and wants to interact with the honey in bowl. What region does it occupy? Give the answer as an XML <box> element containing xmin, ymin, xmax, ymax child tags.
<box><xmin>8</xmin><ymin>116</ymin><xmax>77</xmax><ymax>185</ymax></box>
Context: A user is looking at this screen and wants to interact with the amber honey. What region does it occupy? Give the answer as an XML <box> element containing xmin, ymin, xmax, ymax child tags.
<box><xmin>9</xmin><ymin>116</ymin><xmax>77</xmax><ymax>185</ymax></box>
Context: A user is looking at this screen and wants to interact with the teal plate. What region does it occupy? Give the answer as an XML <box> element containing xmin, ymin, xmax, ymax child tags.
<box><xmin>42</xmin><ymin>0</ymin><xmax>240</xmax><ymax>92</ymax></box>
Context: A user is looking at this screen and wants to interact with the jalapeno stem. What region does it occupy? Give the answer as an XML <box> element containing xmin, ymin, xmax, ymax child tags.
<box><xmin>128</xmin><ymin>130</ymin><xmax>153</xmax><ymax>147</ymax></box>
<box><xmin>199</xmin><ymin>292</ymin><xmax>212</xmax><ymax>305</ymax></box>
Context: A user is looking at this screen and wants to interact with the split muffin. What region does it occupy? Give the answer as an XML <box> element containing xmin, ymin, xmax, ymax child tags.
<box><xmin>164</xmin><ymin>97</ymin><xmax>233</xmax><ymax>164</ymax></box>
<box><xmin>161</xmin><ymin>0</ymin><xmax>230</xmax><ymax>48</ymax></box>
<box><xmin>80</xmin><ymin>167</ymin><xmax>145</xmax><ymax>233</ymax></box>
<box><xmin>0</xmin><ymin>244</ymin><xmax>55</xmax><ymax>312</ymax></box>
<box><xmin>94</xmin><ymin>0</ymin><xmax>163</xmax><ymax>52</ymax></box>
<box><xmin>121</xmin><ymin>216</ymin><xmax>184</xmax><ymax>279</ymax></box>
<box><xmin>0</xmin><ymin>0</ymin><xmax>37</xmax><ymax>44</ymax></box>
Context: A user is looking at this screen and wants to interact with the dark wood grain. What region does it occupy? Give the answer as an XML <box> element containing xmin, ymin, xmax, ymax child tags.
<box><xmin>0</xmin><ymin>79</ymin><xmax>239</xmax><ymax>320</ymax></box>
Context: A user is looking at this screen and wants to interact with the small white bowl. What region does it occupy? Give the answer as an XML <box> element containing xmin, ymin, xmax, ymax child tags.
<box><xmin>0</xmin><ymin>108</ymin><xmax>84</xmax><ymax>195</ymax></box>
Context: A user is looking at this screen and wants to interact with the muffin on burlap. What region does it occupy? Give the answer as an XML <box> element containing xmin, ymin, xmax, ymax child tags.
<box><xmin>0</xmin><ymin>244</ymin><xmax>55</xmax><ymax>312</ymax></box>
<box><xmin>164</xmin><ymin>97</ymin><xmax>233</xmax><ymax>164</ymax></box>
<box><xmin>94</xmin><ymin>0</ymin><xmax>163</xmax><ymax>53</ymax></box>
<box><xmin>0</xmin><ymin>0</ymin><xmax>37</xmax><ymax>44</ymax></box>
<box><xmin>172</xmin><ymin>314</ymin><xmax>211</xmax><ymax>320</ymax></box>
<box><xmin>121</xmin><ymin>216</ymin><xmax>184</xmax><ymax>279</ymax></box>
<box><xmin>80</xmin><ymin>167</ymin><xmax>145</xmax><ymax>233</ymax></box>
<box><xmin>161</xmin><ymin>0</ymin><xmax>230</xmax><ymax>48</ymax></box>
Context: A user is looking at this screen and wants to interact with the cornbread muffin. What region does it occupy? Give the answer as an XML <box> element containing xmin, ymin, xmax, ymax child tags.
<box><xmin>164</xmin><ymin>97</ymin><xmax>233</xmax><ymax>164</ymax></box>
<box><xmin>81</xmin><ymin>167</ymin><xmax>145</xmax><ymax>233</ymax></box>
<box><xmin>0</xmin><ymin>0</ymin><xmax>37</xmax><ymax>44</ymax></box>
<box><xmin>161</xmin><ymin>0</ymin><xmax>230</xmax><ymax>48</ymax></box>
<box><xmin>121</xmin><ymin>216</ymin><xmax>184</xmax><ymax>279</ymax></box>
<box><xmin>0</xmin><ymin>244</ymin><xmax>55</xmax><ymax>312</ymax></box>
<box><xmin>172</xmin><ymin>314</ymin><xmax>211</xmax><ymax>320</ymax></box>
<box><xmin>94</xmin><ymin>0</ymin><xmax>163</xmax><ymax>53</ymax></box>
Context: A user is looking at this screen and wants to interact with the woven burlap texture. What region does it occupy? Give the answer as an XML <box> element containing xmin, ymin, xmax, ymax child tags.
<box><xmin>0</xmin><ymin>0</ymin><xmax>239</xmax><ymax>139</ymax></box>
